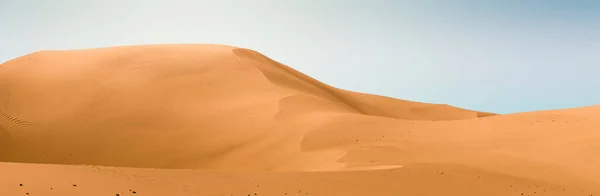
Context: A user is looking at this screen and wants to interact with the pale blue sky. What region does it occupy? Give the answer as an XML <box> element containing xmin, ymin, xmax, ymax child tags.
<box><xmin>1</xmin><ymin>0</ymin><xmax>599</xmax><ymax>114</ymax></box>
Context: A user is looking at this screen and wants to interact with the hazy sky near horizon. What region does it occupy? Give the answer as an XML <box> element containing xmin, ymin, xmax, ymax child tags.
<box><xmin>1</xmin><ymin>0</ymin><xmax>599</xmax><ymax>114</ymax></box>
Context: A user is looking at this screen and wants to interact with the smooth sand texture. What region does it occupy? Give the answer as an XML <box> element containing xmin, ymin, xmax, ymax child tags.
<box><xmin>0</xmin><ymin>44</ymin><xmax>598</xmax><ymax>195</ymax></box>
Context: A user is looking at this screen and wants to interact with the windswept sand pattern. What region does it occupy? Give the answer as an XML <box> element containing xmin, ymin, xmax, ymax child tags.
<box><xmin>0</xmin><ymin>44</ymin><xmax>598</xmax><ymax>196</ymax></box>
<box><xmin>0</xmin><ymin>109</ymin><xmax>40</xmax><ymax>127</ymax></box>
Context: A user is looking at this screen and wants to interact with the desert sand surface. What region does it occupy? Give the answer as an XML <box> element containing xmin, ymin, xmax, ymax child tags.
<box><xmin>0</xmin><ymin>44</ymin><xmax>598</xmax><ymax>196</ymax></box>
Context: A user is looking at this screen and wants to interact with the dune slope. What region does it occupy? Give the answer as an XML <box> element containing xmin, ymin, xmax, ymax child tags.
<box><xmin>0</xmin><ymin>44</ymin><xmax>493</xmax><ymax>169</ymax></box>
<box><xmin>1</xmin><ymin>44</ymin><xmax>598</xmax><ymax>195</ymax></box>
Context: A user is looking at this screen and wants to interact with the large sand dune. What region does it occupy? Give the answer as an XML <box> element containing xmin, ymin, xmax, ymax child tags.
<box><xmin>0</xmin><ymin>44</ymin><xmax>598</xmax><ymax>195</ymax></box>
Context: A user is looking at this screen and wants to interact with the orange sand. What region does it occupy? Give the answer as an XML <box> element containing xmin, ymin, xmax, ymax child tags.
<box><xmin>0</xmin><ymin>44</ymin><xmax>598</xmax><ymax>196</ymax></box>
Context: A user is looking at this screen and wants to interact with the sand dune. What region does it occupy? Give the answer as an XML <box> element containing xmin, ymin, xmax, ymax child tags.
<box><xmin>1</xmin><ymin>44</ymin><xmax>598</xmax><ymax>195</ymax></box>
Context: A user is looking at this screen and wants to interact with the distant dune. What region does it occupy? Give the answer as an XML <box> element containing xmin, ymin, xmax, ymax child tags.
<box><xmin>0</xmin><ymin>44</ymin><xmax>598</xmax><ymax>196</ymax></box>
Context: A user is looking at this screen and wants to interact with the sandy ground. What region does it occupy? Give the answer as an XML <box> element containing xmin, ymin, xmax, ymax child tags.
<box><xmin>0</xmin><ymin>44</ymin><xmax>598</xmax><ymax>196</ymax></box>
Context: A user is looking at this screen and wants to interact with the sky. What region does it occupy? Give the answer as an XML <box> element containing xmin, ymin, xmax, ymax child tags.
<box><xmin>1</xmin><ymin>0</ymin><xmax>599</xmax><ymax>114</ymax></box>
